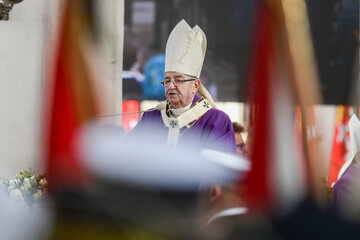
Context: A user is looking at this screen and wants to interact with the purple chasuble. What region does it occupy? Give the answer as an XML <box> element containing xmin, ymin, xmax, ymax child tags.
<box><xmin>128</xmin><ymin>95</ymin><xmax>236</xmax><ymax>153</ymax></box>
<box><xmin>333</xmin><ymin>163</ymin><xmax>360</xmax><ymax>215</ymax></box>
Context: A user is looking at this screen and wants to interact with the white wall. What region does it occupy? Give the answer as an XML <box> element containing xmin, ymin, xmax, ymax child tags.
<box><xmin>0</xmin><ymin>0</ymin><xmax>44</xmax><ymax>178</ymax></box>
<box><xmin>0</xmin><ymin>0</ymin><xmax>124</xmax><ymax>178</ymax></box>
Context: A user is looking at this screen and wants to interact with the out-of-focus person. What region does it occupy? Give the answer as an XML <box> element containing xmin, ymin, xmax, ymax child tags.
<box><xmin>129</xmin><ymin>20</ymin><xmax>235</xmax><ymax>153</ymax></box>
<box><xmin>232</xmin><ymin>122</ymin><xmax>248</xmax><ymax>157</ymax></box>
<box><xmin>333</xmin><ymin>114</ymin><xmax>360</xmax><ymax>222</ymax></box>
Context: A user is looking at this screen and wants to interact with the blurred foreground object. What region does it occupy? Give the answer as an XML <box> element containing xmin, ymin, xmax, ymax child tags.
<box><xmin>0</xmin><ymin>190</ymin><xmax>53</xmax><ymax>240</ymax></box>
<box><xmin>48</xmin><ymin>124</ymin><xmax>249</xmax><ymax>239</ymax></box>
<box><xmin>43</xmin><ymin>0</ymin><xmax>100</xmax><ymax>193</ymax></box>
<box><xmin>244</xmin><ymin>0</ymin><xmax>321</xmax><ymax>214</ymax></box>
<box><xmin>333</xmin><ymin>114</ymin><xmax>360</xmax><ymax>222</ymax></box>
<box><xmin>232</xmin><ymin>122</ymin><xmax>248</xmax><ymax>157</ymax></box>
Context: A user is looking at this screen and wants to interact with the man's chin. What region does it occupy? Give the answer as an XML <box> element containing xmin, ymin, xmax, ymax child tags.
<box><xmin>167</xmin><ymin>96</ymin><xmax>178</xmax><ymax>103</ymax></box>
<box><xmin>167</xmin><ymin>99</ymin><xmax>179</xmax><ymax>108</ymax></box>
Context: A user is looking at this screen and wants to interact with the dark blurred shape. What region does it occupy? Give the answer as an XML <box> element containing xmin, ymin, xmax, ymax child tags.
<box><xmin>50</xmin><ymin>185</ymin><xmax>202</xmax><ymax>240</ymax></box>
<box><xmin>330</xmin><ymin>0</ymin><xmax>359</xmax><ymax>104</ymax></box>
<box><xmin>272</xmin><ymin>200</ymin><xmax>360</xmax><ymax>240</ymax></box>
<box><xmin>123</xmin><ymin>74</ymin><xmax>142</xmax><ymax>101</ymax></box>
<box><xmin>232</xmin><ymin>122</ymin><xmax>248</xmax><ymax>157</ymax></box>
<box><xmin>213</xmin><ymin>200</ymin><xmax>360</xmax><ymax>240</ymax></box>
<box><xmin>307</xmin><ymin>0</ymin><xmax>359</xmax><ymax>104</ymax></box>
<box><xmin>123</xmin><ymin>27</ymin><xmax>139</xmax><ymax>71</ymax></box>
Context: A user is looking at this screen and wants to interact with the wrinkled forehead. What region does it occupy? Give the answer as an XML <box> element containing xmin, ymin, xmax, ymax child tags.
<box><xmin>165</xmin><ymin>71</ymin><xmax>195</xmax><ymax>79</ymax></box>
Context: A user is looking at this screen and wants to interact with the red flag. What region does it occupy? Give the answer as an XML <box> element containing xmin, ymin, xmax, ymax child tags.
<box><xmin>44</xmin><ymin>1</ymin><xmax>99</xmax><ymax>193</ymax></box>
<box><xmin>245</xmin><ymin>2</ymin><xmax>277</xmax><ymax>212</ymax></box>
<box><xmin>328</xmin><ymin>106</ymin><xmax>351</xmax><ymax>187</ymax></box>
<box><xmin>244</xmin><ymin>1</ymin><xmax>315</xmax><ymax>213</ymax></box>
<box><xmin>122</xmin><ymin>100</ymin><xmax>141</xmax><ymax>132</ymax></box>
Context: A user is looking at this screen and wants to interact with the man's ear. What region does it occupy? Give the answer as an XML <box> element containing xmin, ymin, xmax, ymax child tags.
<box><xmin>194</xmin><ymin>79</ymin><xmax>201</xmax><ymax>91</ymax></box>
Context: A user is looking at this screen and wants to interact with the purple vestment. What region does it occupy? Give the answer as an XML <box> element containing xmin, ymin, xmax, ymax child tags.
<box><xmin>129</xmin><ymin>95</ymin><xmax>236</xmax><ymax>153</ymax></box>
<box><xmin>333</xmin><ymin>163</ymin><xmax>360</xmax><ymax>215</ymax></box>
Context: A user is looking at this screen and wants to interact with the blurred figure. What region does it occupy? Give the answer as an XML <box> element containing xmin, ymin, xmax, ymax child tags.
<box><xmin>129</xmin><ymin>20</ymin><xmax>235</xmax><ymax>153</ymax></box>
<box><xmin>333</xmin><ymin>152</ymin><xmax>360</xmax><ymax>221</ymax></box>
<box><xmin>333</xmin><ymin>114</ymin><xmax>360</xmax><ymax>222</ymax></box>
<box><xmin>197</xmin><ymin>181</ymin><xmax>248</xmax><ymax>240</ymax></box>
<box><xmin>122</xmin><ymin>27</ymin><xmax>143</xmax><ymax>101</ymax></box>
<box><xmin>232</xmin><ymin>122</ymin><xmax>248</xmax><ymax>157</ymax></box>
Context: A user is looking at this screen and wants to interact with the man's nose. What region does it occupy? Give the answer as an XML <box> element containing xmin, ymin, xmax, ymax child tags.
<box><xmin>167</xmin><ymin>80</ymin><xmax>176</xmax><ymax>88</ymax></box>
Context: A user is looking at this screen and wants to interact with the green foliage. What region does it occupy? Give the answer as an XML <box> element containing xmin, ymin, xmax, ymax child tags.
<box><xmin>0</xmin><ymin>168</ymin><xmax>47</xmax><ymax>208</ymax></box>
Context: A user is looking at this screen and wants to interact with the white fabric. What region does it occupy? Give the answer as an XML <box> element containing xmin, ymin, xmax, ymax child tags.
<box><xmin>161</xmin><ymin>99</ymin><xmax>212</xmax><ymax>148</ymax></box>
<box><xmin>155</xmin><ymin>101</ymin><xmax>167</xmax><ymax>111</ymax></box>
<box><xmin>199</xmin><ymin>83</ymin><xmax>217</xmax><ymax>109</ymax></box>
<box><xmin>338</xmin><ymin>114</ymin><xmax>360</xmax><ymax>180</ymax></box>
<box><xmin>165</xmin><ymin>20</ymin><xmax>206</xmax><ymax>78</ymax></box>
<box><xmin>201</xmin><ymin>149</ymin><xmax>251</xmax><ymax>172</ymax></box>
<box><xmin>170</xmin><ymin>103</ymin><xmax>191</xmax><ymax>118</ymax></box>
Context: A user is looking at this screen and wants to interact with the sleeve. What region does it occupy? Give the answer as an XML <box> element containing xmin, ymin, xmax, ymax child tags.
<box><xmin>333</xmin><ymin>178</ymin><xmax>351</xmax><ymax>214</ymax></box>
<box><xmin>203</xmin><ymin>110</ymin><xmax>236</xmax><ymax>154</ymax></box>
<box><xmin>332</xmin><ymin>165</ymin><xmax>360</xmax><ymax>218</ymax></box>
<box><xmin>126</xmin><ymin>110</ymin><xmax>166</xmax><ymax>142</ymax></box>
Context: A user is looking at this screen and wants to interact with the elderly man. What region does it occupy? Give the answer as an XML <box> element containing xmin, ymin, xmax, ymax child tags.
<box><xmin>129</xmin><ymin>20</ymin><xmax>235</xmax><ymax>153</ymax></box>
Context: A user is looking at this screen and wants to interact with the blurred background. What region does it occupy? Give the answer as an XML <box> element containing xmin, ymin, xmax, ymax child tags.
<box><xmin>123</xmin><ymin>0</ymin><xmax>358</xmax><ymax>104</ymax></box>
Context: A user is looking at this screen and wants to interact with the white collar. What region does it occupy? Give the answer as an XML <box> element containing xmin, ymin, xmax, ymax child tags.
<box><xmin>161</xmin><ymin>98</ymin><xmax>212</xmax><ymax>149</ymax></box>
<box><xmin>170</xmin><ymin>103</ymin><xmax>191</xmax><ymax>118</ymax></box>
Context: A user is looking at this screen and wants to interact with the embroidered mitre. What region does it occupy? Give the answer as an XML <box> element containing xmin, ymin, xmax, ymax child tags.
<box><xmin>165</xmin><ymin>19</ymin><xmax>207</xmax><ymax>79</ymax></box>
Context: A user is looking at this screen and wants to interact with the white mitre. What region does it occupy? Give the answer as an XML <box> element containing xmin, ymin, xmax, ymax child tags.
<box><xmin>165</xmin><ymin>19</ymin><xmax>217</xmax><ymax>108</ymax></box>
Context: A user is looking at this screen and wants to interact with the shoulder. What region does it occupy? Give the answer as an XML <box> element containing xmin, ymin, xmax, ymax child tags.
<box><xmin>135</xmin><ymin>109</ymin><xmax>162</xmax><ymax>126</ymax></box>
<box><xmin>197</xmin><ymin>108</ymin><xmax>234</xmax><ymax>134</ymax></box>
<box><xmin>142</xmin><ymin>109</ymin><xmax>161</xmax><ymax>117</ymax></box>
<box><xmin>130</xmin><ymin>109</ymin><xmax>163</xmax><ymax>134</ymax></box>
<box><xmin>204</xmin><ymin>108</ymin><xmax>232</xmax><ymax>122</ymax></box>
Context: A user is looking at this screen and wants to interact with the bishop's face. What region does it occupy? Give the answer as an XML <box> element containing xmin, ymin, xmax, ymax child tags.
<box><xmin>164</xmin><ymin>72</ymin><xmax>200</xmax><ymax>109</ymax></box>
